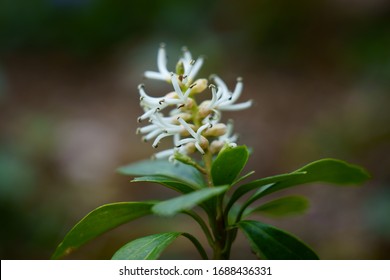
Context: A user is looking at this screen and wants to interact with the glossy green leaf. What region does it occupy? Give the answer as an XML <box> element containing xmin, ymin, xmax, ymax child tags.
<box><xmin>117</xmin><ymin>159</ymin><xmax>205</xmax><ymax>188</ymax></box>
<box><xmin>112</xmin><ymin>232</ymin><xmax>180</xmax><ymax>260</ymax></box>
<box><xmin>112</xmin><ymin>232</ymin><xmax>208</xmax><ymax>260</ymax></box>
<box><xmin>247</xmin><ymin>158</ymin><xmax>370</xmax><ymax>206</ymax></box>
<box><xmin>232</xmin><ymin>170</ymin><xmax>256</xmax><ymax>186</ymax></box>
<box><xmin>244</xmin><ymin>196</ymin><xmax>309</xmax><ymax>217</ymax></box>
<box><xmin>238</xmin><ymin>220</ymin><xmax>319</xmax><ymax>260</ymax></box>
<box><xmin>211</xmin><ymin>145</ymin><xmax>249</xmax><ymax>186</ymax></box>
<box><xmin>52</xmin><ymin>202</ymin><xmax>154</xmax><ymax>259</ymax></box>
<box><xmin>152</xmin><ymin>186</ymin><xmax>229</xmax><ymax>217</ymax></box>
<box><xmin>298</xmin><ymin>158</ymin><xmax>370</xmax><ymax>184</ymax></box>
<box><xmin>225</xmin><ymin>172</ymin><xmax>307</xmax><ymax>213</ymax></box>
<box><xmin>132</xmin><ymin>175</ymin><xmax>195</xmax><ymax>193</ymax></box>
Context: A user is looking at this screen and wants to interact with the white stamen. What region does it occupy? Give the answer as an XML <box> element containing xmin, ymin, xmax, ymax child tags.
<box><xmin>182</xmin><ymin>46</ymin><xmax>192</xmax><ymax>63</ymax></box>
<box><xmin>188</xmin><ymin>56</ymin><xmax>204</xmax><ymax>82</ymax></box>
<box><xmin>157</xmin><ymin>43</ymin><xmax>169</xmax><ymax>78</ymax></box>
<box><xmin>219</xmin><ymin>100</ymin><xmax>252</xmax><ymax>111</ymax></box>
<box><xmin>177</xmin><ymin>117</ymin><xmax>197</xmax><ymax>139</ymax></box>
<box><xmin>152</xmin><ymin>132</ymin><xmax>171</xmax><ymax>148</ymax></box>
<box><xmin>138</xmin><ymin>84</ymin><xmax>164</xmax><ymax>107</ymax></box>
<box><xmin>230</xmin><ymin>77</ymin><xmax>243</xmax><ymax>103</ymax></box>
<box><xmin>208</xmin><ymin>84</ymin><xmax>217</xmax><ymax>108</ymax></box>
<box><xmin>176</xmin><ymin>138</ymin><xmax>196</xmax><ymax>147</ymax></box>
<box><xmin>138</xmin><ymin>108</ymin><xmax>158</xmax><ymax>122</ymax></box>
<box><xmin>143</xmin><ymin>129</ymin><xmax>162</xmax><ymax>142</ymax></box>
<box><xmin>195</xmin><ymin>142</ymin><xmax>205</xmax><ymax>155</ymax></box>
<box><xmin>153</xmin><ymin>148</ymin><xmax>175</xmax><ymax>159</ymax></box>
<box><xmin>171</xmin><ymin>73</ymin><xmax>184</xmax><ymax>99</ymax></box>
<box><xmin>137</xmin><ymin>123</ymin><xmax>158</xmax><ymax>134</ymax></box>
<box><xmin>144</xmin><ymin>71</ymin><xmax>166</xmax><ymax>81</ymax></box>
<box><xmin>184</xmin><ymin>59</ymin><xmax>195</xmax><ymax>78</ymax></box>
<box><xmin>197</xmin><ymin>123</ymin><xmax>212</xmax><ymax>138</ymax></box>
<box><xmin>211</xmin><ymin>74</ymin><xmax>229</xmax><ymax>96</ymax></box>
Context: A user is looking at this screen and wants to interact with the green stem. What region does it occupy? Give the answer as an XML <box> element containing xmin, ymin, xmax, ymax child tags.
<box><xmin>183</xmin><ymin>210</ymin><xmax>214</xmax><ymax>249</ymax></box>
<box><xmin>203</xmin><ymin>151</ymin><xmax>213</xmax><ymax>187</ymax></box>
<box><xmin>200</xmin><ymin>150</ymin><xmax>232</xmax><ymax>259</ymax></box>
<box><xmin>213</xmin><ymin>193</ymin><xmax>229</xmax><ymax>259</ymax></box>
<box><xmin>182</xmin><ymin>233</ymin><xmax>209</xmax><ymax>260</ymax></box>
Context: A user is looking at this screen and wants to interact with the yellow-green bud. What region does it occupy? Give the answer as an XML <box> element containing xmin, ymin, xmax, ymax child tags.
<box><xmin>172</xmin><ymin>113</ymin><xmax>192</xmax><ymax>124</ymax></box>
<box><xmin>190</xmin><ymin>79</ymin><xmax>208</xmax><ymax>94</ymax></box>
<box><xmin>198</xmin><ymin>100</ymin><xmax>212</xmax><ymax>118</ymax></box>
<box><xmin>178</xmin><ymin>97</ymin><xmax>194</xmax><ymax>111</ymax></box>
<box><xmin>199</xmin><ymin>135</ymin><xmax>209</xmax><ymax>151</ymax></box>
<box><xmin>209</xmin><ymin>140</ymin><xmax>224</xmax><ymax>154</ymax></box>
<box><xmin>165</xmin><ymin>91</ymin><xmax>178</xmax><ymax>99</ymax></box>
<box><xmin>176</xmin><ymin>61</ymin><xmax>185</xmax><ymax>75</ymax></box>
<box><xmin>184</xmin><ymin>142</ymin><xmax>196</xmax><ymax>154</ymax></box>
<box><xmin>203</xmin><ymin>123</ymin><xmax>227</xmax><ymax>137</ymax></box>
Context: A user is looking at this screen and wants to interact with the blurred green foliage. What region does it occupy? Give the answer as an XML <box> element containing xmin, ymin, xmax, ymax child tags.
<box><xmin>1</xmin><ymin>0</ymin><xmax>389</xmax><ymax>78</ymax></box>
<box><xmin>0</xmin><ymin>0</ymin><xmax>212</xmax><ymax>54</ymax></box>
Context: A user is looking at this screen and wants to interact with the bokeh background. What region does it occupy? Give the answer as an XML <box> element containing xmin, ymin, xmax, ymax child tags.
<box><xmin>1</xmin><ymin>0</ymin><xmax>389</xmax><ymax>260</ymax></box>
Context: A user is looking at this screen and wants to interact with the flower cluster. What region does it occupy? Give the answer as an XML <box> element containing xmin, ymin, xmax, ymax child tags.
<box><xmin>137</xmin><ymin>44</ymin><xmax>252</xmax><ymax>160</ymax></box>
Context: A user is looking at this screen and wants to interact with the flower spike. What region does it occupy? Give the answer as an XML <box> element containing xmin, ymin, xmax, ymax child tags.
<box><xmin>137</xmin><ymin>44</ymin><xmax>251</xmax><ymax>157</ymax></box>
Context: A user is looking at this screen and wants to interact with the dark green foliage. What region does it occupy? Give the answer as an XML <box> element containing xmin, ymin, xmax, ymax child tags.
<box><xmin>238</xmin><ymin>220</ymin><xmax>319</xmax><ymax>260</ymax></box>
<box><xmin>54</xmin><ymin>147</ymin><xmax>369</xmax><ymax>259</ymax></box>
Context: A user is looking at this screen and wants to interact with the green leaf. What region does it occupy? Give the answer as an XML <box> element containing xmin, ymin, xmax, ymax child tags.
<box><xmin>117</xmin><ymin>159</ymin><xmax>205</xmax><ymax>189</ymax></box>
<box><xmin>232</xmin><ymin>170</ymin><xmax>256</xmax><ymax>186</ymax></box>
<box><xmin>211</xmin><ymin>145</ymin><xmax>249</xmax><ymax>186</ymax></box>
<box><xmin>295</xmin><ymin>158</ymin><xmax>370</xmax><ymax>184</ymax></box>
<box><xmin>248</xmin><ymin>158</ymin><xmax>370</xmax><ymax>205</ymax></box>
<box><xmin>112</xmin><ymin>232</ymin><xmax>180</xmax><ymax>260</ymax></box>
<box><xmin>225</xmin><ymin>172</ymin><xmax>307</xmax><ymax>213</ymax></box>
<box><xmin>52</xmin><ymin>202</ymin><xmax>154</xmax><ymax>259</ymax></box>
<box><xmin>238</xmin><ymin>220</ymin><xmax>319</xmax><ymax>260</ymax></box>
<box><xmin>112</xmin><ymin>232</ymin><xmax>208</xmax><ymax>260</ymax></box>
<box><xmin>132</xmin><ymin>175</ymin><xmax>195</xmax><ymax>194</ymax></box>
<box><xmin>152</xmin><ymin>186</ymin><xmax>229</xmax><ymax>217</ymax></box>
<box><xmin>244</xmin><ymin>196</ymin><xmax>309</xmax><ymax>217</ymax></box>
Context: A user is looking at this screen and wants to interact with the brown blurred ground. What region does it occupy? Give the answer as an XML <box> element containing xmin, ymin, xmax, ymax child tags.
<box><xmin>1</xmin><ymin>0</ymin><xmax>390</xmax><ymax>259</ymax></box>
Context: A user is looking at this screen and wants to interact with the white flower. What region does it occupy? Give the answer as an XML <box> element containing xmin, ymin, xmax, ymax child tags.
<box><xmin>208</xmin><ymin>75</ymin><xmax>252</xmax><ymax>111</ymax></box>
<box><xmin>144</xmin><ymin>43</ymin><xmax>170</xmax><ymax>81</ymax></box>
<box><xmin>144</xmin><ymin>43</ymin><xmax>204</xmax><ymax>84</ymax></box>
<box><xmin>176</xmin><ymin>118</ymin><xmax>211</xmax><ymax>155</ymax></box>
<box><xmin>137</xmin><ymin>79</ymin><xmax>194</xmax><ymax>123</ymax></box>
<box><xmin>136</xmin><ymin>44</ymin><xmax>252</xmax><ymax>158</ymax></box>
<box><xmin>209</xmin><ymin>120</ymin><xmax>238</xmax><ymax>154</ymax></box>
<box><xmin>152</xmin><ymin>134</ymin><xmax>195</xmax><ymax>161</ymax></box>
<box><xmin>138</xmin><ymin>113</ymin><xmax>184</xmax><ymax>148</ymax></box>
<box><xmin>179</xmin><ymin>46</ymin><xmax>204</xmax><ymax>84</ymax></box>
<box><xmin>218</xmin><ymin>119</ymin><xmax>238</xmax><ymax>144</ymax></box>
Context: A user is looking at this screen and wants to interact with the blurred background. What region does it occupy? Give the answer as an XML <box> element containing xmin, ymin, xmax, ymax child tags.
<box><xmin>1</xmin><ymin>0</ymin><xmax>389</xmax><ymax>260</ymax></box>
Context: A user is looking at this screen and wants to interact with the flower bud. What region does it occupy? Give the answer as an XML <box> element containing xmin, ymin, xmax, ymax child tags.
<box><xmin>184</xmin><ymin>142</ymin><xmax>196</xmax><ymax>154</ymax></box>
<box><xmin>203</xmin><ymin>123</ymin><xmax>227</xmax><ymax>137</ymax></box>
<box><xmin>199</xmin><ymin>135</ymin><xmax>209</xmax><ymax>151</ymax></box>
<box><xmin>171</xmin><ymin>113</ymin><xmax>192</xmax><ymax>124</ymax></box>
<box><xmin>178</xmin><ymin>97</ymin><xmax>194</xmax><ymax>111</ymax></box>
<box><xmin>198</xmin><ymin>100</ymin><xmax>212</xmax><ymax>118</ymax></box>
<box><xmin>176</xmin><ymin>61</ymin><xmax>185</xmax><ymax>75</ymax></box>
<box><xmin>165</xmin><ymin>91</ymin><xmax>178</xmax><ymax>99</ymax></box>
<box><xmin>190</xmin><ymin>79</ymin><xmax>208</xmax><ymax>94</ymax></box>
<box><xmin>209</xmin><ymin>140</ymin><xmax>224</xmax><ymax>154</ymax></box>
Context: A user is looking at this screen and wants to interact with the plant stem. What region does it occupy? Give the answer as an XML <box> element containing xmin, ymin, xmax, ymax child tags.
<box><xmin>183</xmin><ymin>210</ymin><xmax>214</xmax><ymax>249</ymax></box>
<box><xmin>203</xmin><ymin>151</ymin><xmax>213</xmax><ymax>187</ymax></box>
<box><xmin>202</xmin><ymin>150</ymin><xmax>230</xmax><ymax>259</ymax></box>
<box><xmin>213</xmin><ymin>193</ymin><xmax>229</xmax><ymax>259</ymax></box>
<box><xmin>182</xmin><ymin>233</ymin><xmax>209</xmax><ymax>260</ymax></box>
